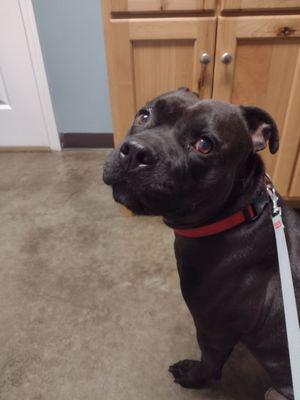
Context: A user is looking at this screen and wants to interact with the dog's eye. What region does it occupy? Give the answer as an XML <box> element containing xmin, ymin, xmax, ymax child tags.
<box><xmin>135</xmin><ymin>109</ymin><xmax>151</xmax><ymax>125</ymax></box>
<box><xmin>194</xmin><ymin>137</ymin><xmax>213</xmax><ymax>154</ymax></box>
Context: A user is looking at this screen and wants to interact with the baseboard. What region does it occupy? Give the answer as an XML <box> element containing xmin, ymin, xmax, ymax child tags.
<box><xmin>286</xmin><ymin>200</ymin><xmax>300</xmax><ymax>209</ymax></box>
<box><xmin>0</xmin><ymin>146</ymin><xmax>50</xmax><ymax>152</ymax></box>
<box><xmin>61</xmin><ymin>133</ymin><xmax>114</xmax><ymax>149</ymax></box>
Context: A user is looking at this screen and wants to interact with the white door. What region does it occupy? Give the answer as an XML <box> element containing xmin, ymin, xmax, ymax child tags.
<box><xmin>0</xmin><ymin>0</ymin><xmax>60</xmax><ymax>149</ymax></box>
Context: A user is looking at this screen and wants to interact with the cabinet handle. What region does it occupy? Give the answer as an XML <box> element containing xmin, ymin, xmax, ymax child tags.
<box><xmin>220</xmin><ymin>52</ymin><xmax>233</xmax><ymax>64</ymax></box>
<box><xmin>200</xmin><ymin>53</ymin><xmax>211</xmax><ymax>65</ymax></box>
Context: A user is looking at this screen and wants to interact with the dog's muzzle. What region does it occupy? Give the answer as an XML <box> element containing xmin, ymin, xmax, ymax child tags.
<box><xmin>119</xmin><ymin>140</ymin><xmax>156</xmax><ymax>172</ymax></box>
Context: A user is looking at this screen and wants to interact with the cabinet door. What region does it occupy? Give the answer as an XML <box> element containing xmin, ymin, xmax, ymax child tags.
<box><xmin>111</xmin><ymin>0</ymin><xmax>216</xmax><ymax>12</ymax></box>
<box><xmin>213</xmin><ymin>16</ymin><xmax>300</xmax><ymax>198</ymax></box>
<box><xmin>290</xmin><ymin>152</ymin><xmax>300</xmax><ymax>198</ymax></box>
<box><xmin>105</xmin><ymin>18</ymin><xmax>216</xmax><ymax>144</ymax></box>
<box><xmin>221</xmin><ymin>0</ymin><xmax>300</xmax><ymax>12</ymax></box>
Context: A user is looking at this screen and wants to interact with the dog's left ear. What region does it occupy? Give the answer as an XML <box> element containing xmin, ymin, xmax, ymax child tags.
<box><xmin>240</xmin><ymin>106</ymin><xmax>279</xmax><ymax>154</ymax></box>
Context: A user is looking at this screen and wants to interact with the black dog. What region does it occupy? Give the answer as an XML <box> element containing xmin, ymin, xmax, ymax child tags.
<box><xmin>103</xmin><ymin>88</ymin><xmax>300</xmax><ymax>399</ymax></box>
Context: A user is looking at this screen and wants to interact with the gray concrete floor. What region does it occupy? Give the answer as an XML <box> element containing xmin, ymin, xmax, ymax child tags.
<box><xmin>0</xmin><ymin>150</ymin><xmax>271</xmax><ymax>400</ymax></box>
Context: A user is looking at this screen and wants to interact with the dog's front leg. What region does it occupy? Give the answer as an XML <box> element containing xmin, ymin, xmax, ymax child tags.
<box><xmin>169</xmin><ymin>330</ymin><xmax>237</xmax><ymax>388</ymax></box>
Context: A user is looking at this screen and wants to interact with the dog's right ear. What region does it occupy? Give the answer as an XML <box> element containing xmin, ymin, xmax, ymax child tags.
<box><xmin>177</xmin><ymin>87</ymin><xmax>190</xmax><ymax>92</ymax></box>
<box><xmin>177</xmin><ymin>87</ymin><xmax>199</xmax><ymax>98</ymax></box>
<box><xmin>240</xmin><ymin>105</ymin><xmax>279</xmax><ymax>154</ymax></box>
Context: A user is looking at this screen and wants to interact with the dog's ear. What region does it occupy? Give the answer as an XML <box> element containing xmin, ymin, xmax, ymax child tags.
<box><xmin>177</xmin><ymin>87</ymin><xmax>199</xmax><ymax>98</ymax></box>
<box><xmin>177</xmin><ymin>87</ymin><xmax>190</xmax><ymax>92</ymax></box>
<box><xmin>240</xmin><ymin>106</ymin><xmax>279</xmax><ymax>154</ymax></box>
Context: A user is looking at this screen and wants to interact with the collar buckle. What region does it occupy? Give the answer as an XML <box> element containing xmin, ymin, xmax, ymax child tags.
<box><xmin>265</xmin><ymin>174</ymin><xmax>281</xmax><ymax>217</ymax></box>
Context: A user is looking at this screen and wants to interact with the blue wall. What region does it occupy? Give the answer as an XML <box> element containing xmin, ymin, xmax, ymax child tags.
<box><xmin>32</xmin><ymin>0</ymin><xmax>113</xmax><ymax>133</ymax></box>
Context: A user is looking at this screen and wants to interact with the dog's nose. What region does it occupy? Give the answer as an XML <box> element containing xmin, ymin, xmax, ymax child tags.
<box><xmin>119</xmin><ymin>141</ymin><xmax>155</xmax><ymax>171</ymax></box>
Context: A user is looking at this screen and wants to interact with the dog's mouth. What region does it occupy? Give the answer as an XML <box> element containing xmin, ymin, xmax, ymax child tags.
<box><xmin>111</xmin><ymin>181</ymin><xmax>154</xmax><ymax>215</ymax></box>
<box><xmin>103</xmin><ymin>151</ymin><xmax>187</xmax><ymax>216</ymax></box>
<box><xmin>107</xmin><ymin>173</ymin><xmax>182</xmax><ymax>216</ymax></box>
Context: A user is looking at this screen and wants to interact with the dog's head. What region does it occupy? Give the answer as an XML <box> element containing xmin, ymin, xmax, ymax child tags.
<box><xmin>103</xmin><ymin>88</ymin><xmax>279</xmax><ymax>224</ymax></box>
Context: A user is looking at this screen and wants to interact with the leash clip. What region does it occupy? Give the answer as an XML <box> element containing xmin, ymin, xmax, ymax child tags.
<box><xmin>265</xmin><ymin>174</ymin><xmax>281</xmax><ymax>217</ymax></box>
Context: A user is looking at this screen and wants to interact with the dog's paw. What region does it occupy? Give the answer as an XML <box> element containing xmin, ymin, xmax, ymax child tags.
<box><xmin>168</xmin><ymin>359</ymin><xmax>221</xmax><ymax>389</ymax></box>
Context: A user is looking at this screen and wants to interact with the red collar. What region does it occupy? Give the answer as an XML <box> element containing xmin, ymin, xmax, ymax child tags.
<box><xmin>174</xmin><ymin>194</ymin><xmax>270</xmax><ymax>238</ymax></box>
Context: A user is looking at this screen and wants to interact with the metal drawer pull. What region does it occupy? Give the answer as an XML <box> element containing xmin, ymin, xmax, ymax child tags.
<box><xmin>220</xmin><ymin>52</ymin><xmax>233</xmax><ymax>64</ymax></box>
<box><xmin>200</xmin><ymin>53</ymin><xmax>211</xmax><ymax>65</ymax></box>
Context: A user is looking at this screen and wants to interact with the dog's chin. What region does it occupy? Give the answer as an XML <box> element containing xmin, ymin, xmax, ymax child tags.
<box><xmin>111</xmin><ymin>182</ymin><xmax>153</xmax><ymax>215</ymax></box>
<box><xmin>111</xmin><ymin>182</ymin><xmax>176</xmax><ymax>216</ymax></box>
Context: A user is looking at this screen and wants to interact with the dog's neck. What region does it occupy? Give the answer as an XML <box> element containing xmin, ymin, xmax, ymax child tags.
<box><xmin>163</xmin><ymin>154</ymin><xmax>267</xmax><ymax>230</ymax></box>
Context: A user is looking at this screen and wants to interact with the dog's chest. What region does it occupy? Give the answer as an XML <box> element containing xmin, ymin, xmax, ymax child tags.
<box><xmin>174</xmin><ymin>227</ymin><xmax>277</xmax><ymax>331</ymax></box>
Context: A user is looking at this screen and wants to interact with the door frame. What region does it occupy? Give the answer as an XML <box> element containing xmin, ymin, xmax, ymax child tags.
<box><xmin>18</xmin><ymin>0</ymin><xmax>61</xmax><ymax>150</ymax></box>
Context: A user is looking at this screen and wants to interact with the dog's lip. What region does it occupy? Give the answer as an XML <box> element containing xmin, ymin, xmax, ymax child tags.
<box><xmin>102</xmin><ymin>168</ymin><xmax>127</xmax><ymax>185</ymax></box>
<box><xmin>112</xmin><ymin>180</ymin><xmax>128</xmax><ymax>187</ymax></box>
<box><xmin>111</xmin><ymin>181</ymin><xmax>148</xmax><ymax>214</ymax></box>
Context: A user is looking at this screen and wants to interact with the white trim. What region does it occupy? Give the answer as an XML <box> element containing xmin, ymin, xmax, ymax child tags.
<box><xmin>18</xmin><ymin>0</ymin><xmax>61</xmax><ymax>151</ymax></box>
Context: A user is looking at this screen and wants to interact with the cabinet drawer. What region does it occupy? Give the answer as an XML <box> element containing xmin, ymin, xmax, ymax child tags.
<box><xmin>111</xmin><ymin>0</ymin><xmax>216</xmax><ymax>13</ymax></box>
<box><xmin>221</xmin><ymin>0</ymin><xmax>300</xmax><ymax>12</ymax></box>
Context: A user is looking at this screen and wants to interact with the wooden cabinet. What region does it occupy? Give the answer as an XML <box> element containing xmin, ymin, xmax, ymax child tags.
<box><xmin>213</xmin><ymin>16</ymin><xmax>300</xmax><ymax>197</ymax></box>
<box><xmin>221</xmin><ymin>0</ymin><xmax>300</xmax><ymax>12</ymax></box>
<box><xmin>290</xmin><ymin>157</ymin><xmax>300</xmax><ymax>197</ymax></box>
<box><xmin>103</xmin><ymin>16</ymin><xmax>216</xmax><ymax>143</ymax></box>
<box><xmin>102</xmin><ymin>0</ymin><xmax>300</xmax><ymax>200</ymax></box>
<box><xmin>111</xmin><ymin>0</ymin><xmax>216</xmax><ymax>12</ymax></box>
